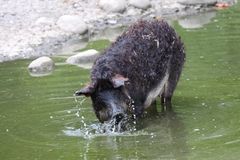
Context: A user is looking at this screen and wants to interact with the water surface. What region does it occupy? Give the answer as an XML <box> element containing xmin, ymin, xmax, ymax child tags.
<box><xmin>1</xmin><ymin>4</ymin><xmax>240</xmax><ymax>160</ymax></box>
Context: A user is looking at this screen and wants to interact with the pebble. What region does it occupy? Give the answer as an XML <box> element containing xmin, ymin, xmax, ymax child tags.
<box><xmin>98</xmin><ymin>0</ymin><xmax>127</xmax><ymax>13</ymax></box>
<box><xmin>178</xmin><ymin>0</ymin><xmax>217</xmax><ymax>6</ymax></box>
<box><xmin>57</xmin><ymin>15</ymin><xmax>88</xmax><ymax>34</ymax></box>
<box><xmin>193</xmin><ymin>128</ymin><xmax>200</xmax><ymax>132</ymax></box>
<box><xmin>66</xmin><ymin>49</ymin><xmax>99</xmax><ymax>69</ymax></box>
<box><xmin>28</xmin><ymin>56</ymin><xmax>54</xmax><ymax>77</ymax></box>
<box><xmin>129</xmin><ymin>0</ymin><xmax>151</xmax><ymax>9</ymax></box>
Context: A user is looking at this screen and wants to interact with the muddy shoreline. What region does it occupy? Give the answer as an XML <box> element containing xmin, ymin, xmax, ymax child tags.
<box><xmin>0</xmin><ymin>0</ymin><xmax>237</xmax><ymax>62</ymax></box>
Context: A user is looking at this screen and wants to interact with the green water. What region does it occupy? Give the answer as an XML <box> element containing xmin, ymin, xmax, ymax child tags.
<box><xmin>1</xmin><ymin>5</ymin><xmax>240</xmax><ymax>160</ymax></box>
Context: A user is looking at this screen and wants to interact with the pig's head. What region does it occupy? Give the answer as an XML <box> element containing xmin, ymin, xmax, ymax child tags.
<box><xmin>75</xmin><ymin>74</ymin><xmax>132</xmax><ymax>124</ymax></box>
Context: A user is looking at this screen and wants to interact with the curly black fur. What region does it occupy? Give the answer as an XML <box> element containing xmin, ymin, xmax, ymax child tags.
<box><xmin>91</xmin><ymin>20</ymin><xmax>185</xmax><ymax>109</ymax></box>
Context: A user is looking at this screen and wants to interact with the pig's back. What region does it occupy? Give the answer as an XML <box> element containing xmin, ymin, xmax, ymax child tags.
<box><xmin>91</xmin><ymin>20</ymin><xmax>185</xmax><ymax>93</ymax></box>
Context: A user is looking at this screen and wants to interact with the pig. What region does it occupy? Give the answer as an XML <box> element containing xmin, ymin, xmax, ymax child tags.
<box><xmin>75</xmin><ymin>19</ymin><xmax>185</xmax><ymax>124</ymax></box>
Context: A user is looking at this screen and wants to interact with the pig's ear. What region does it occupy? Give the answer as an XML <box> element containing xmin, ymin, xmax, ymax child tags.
<box><xmin>75</xmin><ymin>84</ymin><xmax>95</xmax><ymax>97</ymax></box>
<box><xmin>111</xmin><ymin>74</ymin><xmax>129</xmax><ymax>88</ymax></box>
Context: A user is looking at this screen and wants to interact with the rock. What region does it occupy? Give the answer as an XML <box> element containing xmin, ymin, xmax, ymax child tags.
<box><xmin>126</xmin><ymin>8</ymin><xmax>141</xmax><ymax>16</ymax></box>
<box><xmin>57</xmin><ymin>15</ymin><xmax>88</xmax><ymax>34</ymax></box>
<box><xmin>129</xmin><ymin>0</ymin><xmax>151</xmax><ymax>9</ymax></box>
<box><xmin>178</xmin><ymin>11</ymin><xmax>216</xmax><ymax>29</ymax></box>
<box><xmin>66</xmin><ymin>49</ymin><xmax>99</xmax><ymax>69</ymax></box>
<box><xmin>98</xmin><ymin>0</ymin><xmax>127</xmax><ymax>13</ymax></box>
<box><xmin>28</xmin><ymin>56</ymin><xmax>55</xmax><ymax>77</ymax></box>
<box><xmin>107</xmin><ymin>19</ymin><xmax>117</xmax><ymax>25</ymax></box>
<box><xmin>35</xmin><ymin>17</ymin><xmax>54</xmax><ymax>26</ymax></box>
<box><xmin>178</xmin><ymin>0</ymin><xmax>217</xmax><ymax>7</ymax></box>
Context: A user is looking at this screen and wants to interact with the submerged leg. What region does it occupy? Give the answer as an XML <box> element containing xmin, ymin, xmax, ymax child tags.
<box><xmin>161</xmin><ymin>94</ymin><xmax>172</xmax><ymax>112</ymax></box>
<box><xmin>161</xmin><ymin>46</ymin><xmax>185</xmax><ymax>111</ymax></box>
<box><xmin>161</xmin><ymin>66</ymin><xmax>182</xmax><ymax>111</ymax></box>
<box><xmin>161</xmin><ymin>77</ymin><xmax>178</xmax><ymax>111</ymax></box>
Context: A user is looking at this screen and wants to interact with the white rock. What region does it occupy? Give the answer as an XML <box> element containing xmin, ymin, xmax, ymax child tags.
<box><xmin>178</xmin><ymin>0</ymin><xmax>217</xmax><ymax>6</ymax></box>
<box><xmin>126</xmin><ymin>8</ymin><xmax>141</xmax><ymax>16</ymax></box>
<box><xmin>129</xmin><ymin>0</ymin><xmax>151</xmax><ymax>9</ymax></box>
<box><xmin>35</xmin><ymin>17</ymin><xmax>54</xmax><ymax>26</ymax></box>
<box><xmin>66</xmin><ymin>49</ymin><xmax>99</xmax><ymax>69</ymax></box>
<box><xmin>57</xmin><ymin>15</ymin><xmax>88</xmax><ymax>34</ymax></box>
<box><xmin>98</xmin><ymin>0</ymin><xmax>127</xmax><ymax>13</ymax></box>
<box><xmin>28</xmin><ymin>56</ymin><xmax>54</xmax><ymax>77</ymax></box>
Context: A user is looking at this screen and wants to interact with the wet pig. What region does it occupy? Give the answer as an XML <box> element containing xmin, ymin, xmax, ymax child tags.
<box><xmin>75</xmin><ymin>19</ymin><xmax>185</xmax><ymax>123</ymax></box>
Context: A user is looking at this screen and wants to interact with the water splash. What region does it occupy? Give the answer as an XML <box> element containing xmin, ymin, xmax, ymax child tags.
<box><xmin>65</xmin><ymin>95</ymin><xmax>145</xmax><ymax>139</ymax></box>
<box><xmin>63</xmin><ymin>122</ymin><xmax>151</xmax><ymax>139</ymax></box>
<box><xmin>63</xmin><ymin>113</ymin><xmax>140</xmax><ymax>139</ymax></box>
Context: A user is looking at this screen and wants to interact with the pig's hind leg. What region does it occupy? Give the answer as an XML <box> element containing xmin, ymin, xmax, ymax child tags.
<box><xmin>161</xmin><ymin>64</ymin><xmax>183</xmax><ymax>111</ymax></box>
<box><xmin>160</xmin><ymin>84</ymin><xmax>173</xmax><ymax>111</ymax></box>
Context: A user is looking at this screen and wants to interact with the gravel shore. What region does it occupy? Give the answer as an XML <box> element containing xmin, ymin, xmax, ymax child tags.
<box><xmin>0</xmin><ymin>0</ymin><xmax>237</xmax><ymax>62</ymax></box>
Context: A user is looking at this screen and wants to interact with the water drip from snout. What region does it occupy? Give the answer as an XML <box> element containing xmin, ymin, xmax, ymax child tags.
<box><xmin>129</xmin><ymin>99</ymin><xmax>137</xmax><ymax>132</ymax></box>
<box><xmin>74</xmin><ymin>96</ymin><xmax>88</xmax><ymax>128</ymax></box>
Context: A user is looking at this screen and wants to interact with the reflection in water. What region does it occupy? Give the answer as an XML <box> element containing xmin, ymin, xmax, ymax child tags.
<box><xmin>28</xmin><ymin>71</ymin><xmax>54</xmax><ymax>77</ymax></box>
<box><xmin>63</xmin><ymin>97</ymin><xmax>188</xmax><ymax>159</ymax></box>
<box><xmin>137</xmin><ymin>109</ymin><xmax>188</xmax><ymax>160</ymax></box>
<box><xmin>178</xmin><ymin>11</ymin><xmax>216</xmax><ymax>29</ymax></box>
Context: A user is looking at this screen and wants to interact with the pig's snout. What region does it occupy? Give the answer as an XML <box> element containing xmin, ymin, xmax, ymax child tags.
<box><xmin>112</xmin><ymin>113</ymin><xmax>125</xmax><ymax>124</ymax></box>
<box><xmin>74</xmin><ymin>90</ymin><xmax>81</xmax><ymax>96</ymax></box>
